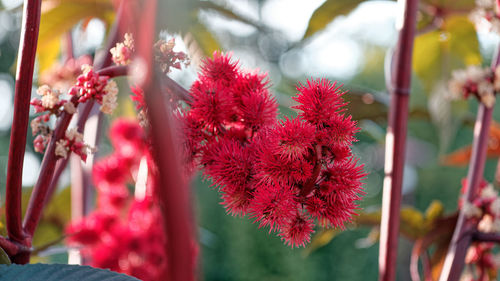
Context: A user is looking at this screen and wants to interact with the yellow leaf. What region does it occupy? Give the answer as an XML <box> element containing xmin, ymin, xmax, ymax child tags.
<box><xmin>303</xmin><ymin>228</ymin><xmax>340</xmax><ymax>256</ymax></box>
<box><xmin>37</xmin><ymin>0</ymin><xmax>115</xmax><ymax>74</ymax></box>
<box><xmin>413</xmin><ymin>15</ymin><xmax>480</xmax><ymax>91</ymax></box>
<box><xmin>424</xmin><ymin>200</ymin><xmax>444</xmax><ymax>222</ymax></box>
<box><xmin>185</xmin><ymin>22</ymin><xmax>221</xmax><ymax>66</ymax></box>
<box><xmin>37</xmin><ymin>37</ymin><xmax>60</xmax><ymax>74</ymax></box>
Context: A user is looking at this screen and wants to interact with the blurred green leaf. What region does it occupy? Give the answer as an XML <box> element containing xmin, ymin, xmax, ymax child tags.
<box><xmin>0</xmin><ymin>247</ymin><xmax>10</xmax><ymax>265</ymax></box>
<box><xmin>185</xmin><ymin>22</ymin><xmax>221</xmax><ymax>64</ymax></box>
<box><xmin>304</xmin><ymin>228</ymin><xmax>341</xmax><ymax>256</ymax></box>
<box><xmin>421</xmin><ymin>0</ymin><xmax>475</xmax><ymax>10</ymax></box>
<box><xmin>197</xmin><ymin>1</ymin><xmax>264</xmax><ymax>31</ymax></box>
<box><xmin>413</xmin><ymin>15</ymin><xmax>481</xmax><ymax>91</ymax></box>
<box><xmin>303</xmin><ymin>0</ymin><xmax>365</xmax><ymax>39</ymax></box>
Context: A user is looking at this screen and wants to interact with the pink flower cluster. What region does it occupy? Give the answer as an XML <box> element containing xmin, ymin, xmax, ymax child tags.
<box><xmin>448</xmin><ymin>65</ymin><xmax>500</xmax><ymax>108</ymax></box>
<box><xmin>110</xmin><ymin>33</ymin><xmax>134</xmax><ymax>66</ymax></box>
<box><xmin>180</xmin><ymin>52</ymin><xmax>365</xmax><ymax>247</ymax></box>
<box><xmin>66</xmin><ymin>119</ymin><xmax>168</xmax><ymax>281</ymax></box>
<box><xmin>68</xmin><ymin>65</ymin><xmax>118</xmax><ymax>114</ymax></box>
<box><xmin>154</xmin><ymin>38</ymin><xmax>190</xmax><ymax>73</ymax></box>
<box><xmin>459</xmin><ymin>179</ymin><xmax>500</xmax><ymax>280</ymax></box>
<box><xmin>31</xmin><ymin>60</ymin><xmax>119</xmax><ymax>159</ymax></box>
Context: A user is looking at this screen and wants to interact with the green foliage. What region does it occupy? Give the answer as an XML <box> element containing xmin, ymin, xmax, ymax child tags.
<box><xmin>0</xmin><ymin>247</ymin><xmax>10</xmax><ymax>265</ymax></box>
<box><xmin>303</xmin><ymin>0</ymin><xmax>365</xmax><ymax>39</ymax></box>
<box><xmin>421</xmin><ymin>0</ymin><xmax>476</xmax><ymax>10</ymax></box>
<box><xmin>0</xmin><ymin>264</ymin><xmax>139</xmax><ymax>281</ymax></box>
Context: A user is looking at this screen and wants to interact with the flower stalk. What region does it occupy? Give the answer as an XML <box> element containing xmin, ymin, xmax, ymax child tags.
<box><xmin>4</xmin><ymin>0</ymin><xmax>42</xmax><ymax>248</ymax></box>
<box><xmin>378</xmin><ymin>0</ymin><xmax>418</xmax><ymax>280</ymax></box>
<box><xmin>438</xmin><ymin>106</ymin><xmax>494</xmax><ymax>281</ymax></box>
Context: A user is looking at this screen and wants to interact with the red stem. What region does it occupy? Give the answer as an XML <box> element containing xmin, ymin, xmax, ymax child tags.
<box><xmin>134</xmin><ymin>0</ymin><xmax>195</xmax><ymax>279</ymax></box>
<box><xmin>5</xmin><ymin>0</ymin><xmax>42</xmax><ymax>247</ymax></box>
<box><xmin>23</xmin><ymin>98</ymin><xmax>77</xmax><ymax>237</ymax></box>
<box><xmin>473</xmin><ymin>232</ymin><xmax>500</xmax><ymax>243</ymax></box>
<box><xmin>44</xmin><ymin>2</ymin><xmax>128</xmax><ymax>207</ymax></box>
<box><xmin>0</xmin><ymin>236</ymin><xmax>30</xmax><ymax>257</ymax></box>
<box><xmin>146</xmin><ymin>72</ymin><xmax>196</xmax><ymax>281</ymax></box>
<box><xmin>65</xmin><ymin>32</ymin><xmax>74</xmax><ymax>62</ymax></box>
<box><xmin>378</xmin><ymin>1</ymin><xmax>418</xmax><ymax>281</ymax></box>
<box><xmin>438</xmin><ymin>43</ymin><xmax>500</xmax><ymax>281</ymax></box>
<box><xmin>438</xmin><ymin>107</ymin><xmax>493</xmax><ymax>280</ymax></box>
<box><xmin>22</xmin><ymin>64</ymin><xmax>129</xmax><ymax>239</ymax></box>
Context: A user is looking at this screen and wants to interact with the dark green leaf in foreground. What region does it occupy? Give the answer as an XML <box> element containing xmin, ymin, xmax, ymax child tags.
<box><xmin>0</xmin><ymin>264</ymin><xmax>139</xmax><ymax>281</ymax></box>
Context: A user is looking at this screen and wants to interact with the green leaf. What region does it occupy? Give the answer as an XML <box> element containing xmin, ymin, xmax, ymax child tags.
<box><xmin>412</xmin><ymin>15</ymin><xmax>481</xmax><ymax>91</ymax></box>
<box><xmin>0</xmin><ymin>247</ymin><xmax>11</xmax><ymax>265</ymax></box>
<box><xmin>0</xmin><ymin>264</ymin><xmax>139</xmax><ymax>281</ymax></box>
<box><xmin>196</xmin><ymin>1</ymin><xmax>264</xmax><ymax>31</ymax></box>
<box><xmin>185</xmin><ymin>22</ymin><xmax>222</xmax><ymax>64</ymax></box>
<box><xmin>304</xmin><ymin>228</ymin><xmax>341</xmax><ymax>256</ymax></box>
<box><xmin>303</xmin><ymin>0</ymin><xmax>365</xmax><ymax>39</ymax></box>
<box><xmin>421</xmin><ymin>0</ymin><xmax>475</xmax><ymax>10</ymax></box>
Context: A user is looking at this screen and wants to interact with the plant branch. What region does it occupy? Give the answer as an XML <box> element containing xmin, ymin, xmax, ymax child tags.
<box><xmin>0</xmin><ymin>236</ymin><xmax>30</xmax><ymax>257</ymax></box>
<box><xmin>438</xmin><ymin>31</ymin><xmax>500</xmax><ymax>281</ymax></box>
<box><xmin>5</xmin><ymin>0</ymin><xmax>42</xmax><ymax>248</ymax></box>
<box><xmin>473</xmin><ymin>231</ymin><xmax>500</xmax><ymax>243</ymax></box>
<box><xmin>136</xmin><ymin>0</ymin><xmax>195</xmax><ymax>279</ymax></box>
<box><xmin>438</xmin><ymin>107</ymin><xmax>493</xmax><ymax>280</ymax></box>
<box><xmin>23</xmin><ymin>97</ymin><xmax>78</xmax><ymax>239</ymax></box>
<box><xmin>378</xmin><ymin>1</ymin><xmax>418</xmax><ymax>281</ymax></box>
<box><xmin>43</xmin><ymin>2</ymin><xmax>128</xmax><ymax>209</ymax></box>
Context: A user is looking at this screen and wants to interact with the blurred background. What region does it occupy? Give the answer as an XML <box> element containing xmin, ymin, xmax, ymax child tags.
<box><xmin>0</xmin><ymin>0</ymin><xmax>499</xmax><ymax>280</ymax></box>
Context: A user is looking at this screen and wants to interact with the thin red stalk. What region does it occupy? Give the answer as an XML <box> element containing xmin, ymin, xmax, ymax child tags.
<box><xmin>65</xmin><ymin>32</ymin><xmax>74</xmax><ymax>62</ymax></box>
<box><xmin>378</xmin><ymin>1</ymin><xmax>418</xmax><ymax>281</ymax></box>
<box><xmin>473</xmin><ymin>231</ymin><xmax>500</xmax><ymax>243</ymax></box>
<box><xmin>5</xmin><ymin>0</ymin><xmax>42</xmax><ymax>246</ymax></box>
<box><xmin>438</xmin><ymin>107</ymin><xmax>493</xmax><ymax>280</ymax></box>
<box><xmin>164</xmin><ymin>75</ymin><xmax>191</xmax><ymax>102</ymax></box>
<box><xmin>22</xmin><ymin>63</ymin><xmax>129</xmax><ymax>237</ymax></box>
<box><xmin>438</xmin><ymin>43</ymin><xmax>500</xmax><ymax>281</ymax></box>
<box><xmin>97</xmin><ymin>65</ymin><xmax>128</xmax><ymax>77</ymax></box>
<box><xmin>42</xmin><ymin>65</ymin><xmax>127</xmax><ymax>207</ymax></box>
<box><xmin>44</xmin><ymin>3</ymin><xmax>128</xmax><ymax>206</ymax></box>
<box><xmin>23</xmin><ymin>99</ymin><xmax>77</xmax><ymax>237</ymax></box>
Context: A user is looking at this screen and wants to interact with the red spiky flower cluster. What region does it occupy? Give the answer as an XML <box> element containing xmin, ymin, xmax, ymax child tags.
<box><xmin>66</xmin><ymin>119</ymin><xmax>167</xmax><ymax>281</ymax></box>
<box><xmin>180</xmin><ymin>52</ymin><xmax>365</xmax><ymax>247</ymax></box>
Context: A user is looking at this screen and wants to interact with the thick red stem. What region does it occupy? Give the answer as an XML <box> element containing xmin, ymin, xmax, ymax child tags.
<box><xmin>5</xmin><ymin>0</ymin><xmax>42</xmax><ymax>248</ymax></box>
<box><xmin>0</xmin><ymin>236</ymin><xmax>30</xmax><ymax>257</ymax></box>
<box><xmin>378</xmin><ymin>1</ymin><xmax>418</xmax><ymax>281</ymax></box>
<box><xmin>134</xmin><ymin>0</ymin><xmax>195</xmax><ymax>279</ymax></box>
<box><xmin>146</xmin><ymin>71</ymin><xmax>196</xmax><ymax>281</ymax></box>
